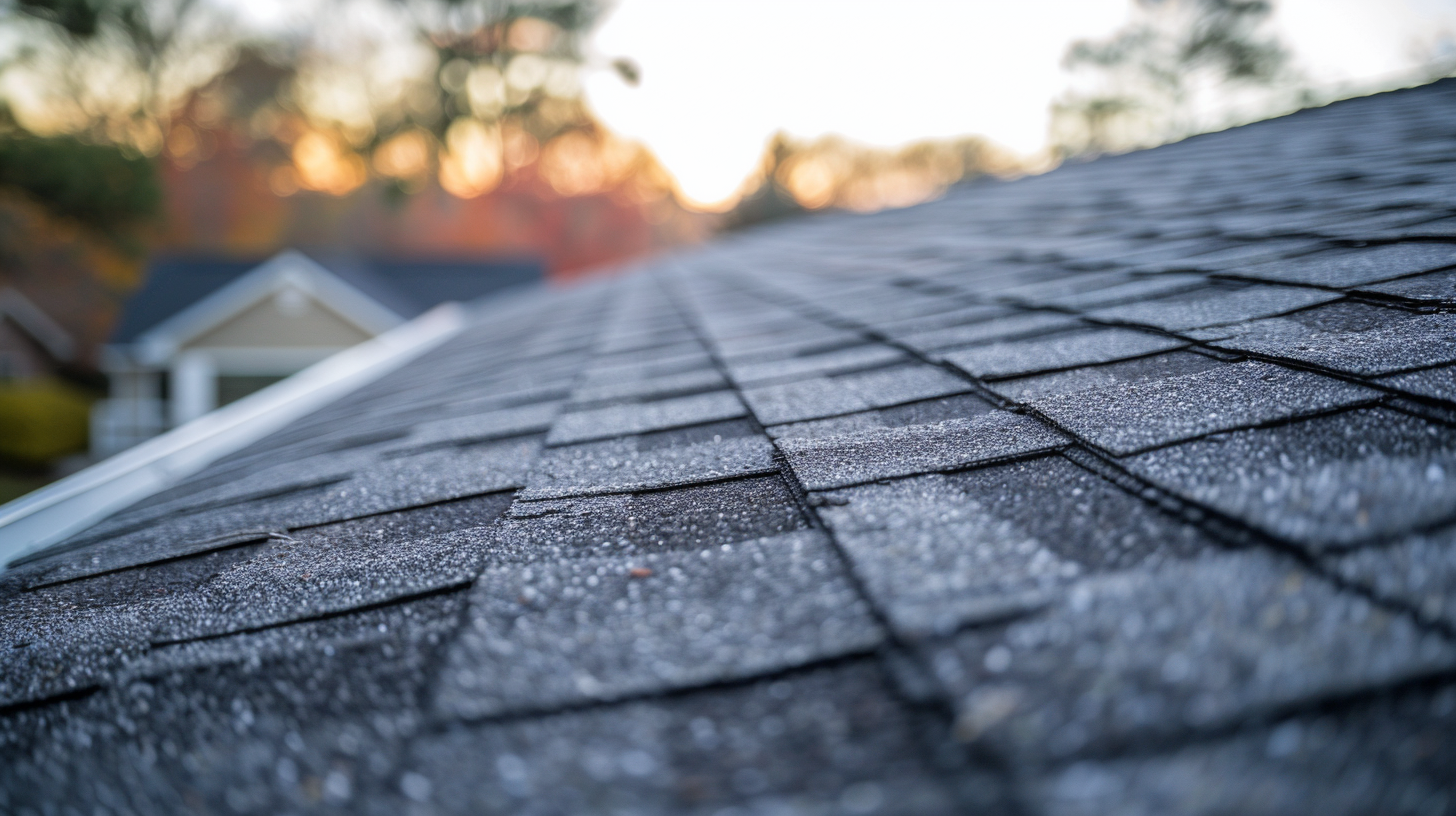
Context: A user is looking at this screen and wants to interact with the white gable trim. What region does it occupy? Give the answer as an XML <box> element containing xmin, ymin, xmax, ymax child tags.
<box><xmin>0</xmin><ymin>287</ymin><xmax>75</xmax><ymax>361</ymax></box>
<box><xmin>134</xmin><ymin>250</ymin><xmax>406</xmax><ymax>365</ymax></box>
<box><xmin>0</xmin><ymin>302</ymin><xmax>466</xmax><ymax>565</ymax></box>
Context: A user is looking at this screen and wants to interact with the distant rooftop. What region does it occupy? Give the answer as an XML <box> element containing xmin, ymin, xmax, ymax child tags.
<box><xmin>110</xmin><ymin>252</ymin><xmax>543</xmax><ymax>344</ymax></box>
<box><xmin>3</xmin><ymin>80</ymin><xmax>1456</xmax><ymax>814</ymax></box>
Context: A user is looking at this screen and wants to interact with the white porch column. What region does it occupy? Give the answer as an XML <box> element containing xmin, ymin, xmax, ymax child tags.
<box><xmin>170</xmin><ymin>350</ymin><xmax>217</xmax><ymax>426</ymax></box>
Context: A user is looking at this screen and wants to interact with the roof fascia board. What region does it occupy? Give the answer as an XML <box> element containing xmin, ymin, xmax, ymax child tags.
<box><xmin>0</xmin><ymin>288</ymin><xmax>75</xmax><ymax>361</ymax></box>
<box><xmin>134</xmin><ymin>251</ymin><xmax>405</xmax><ymax>363</ymax></box>
<box><xmin>0</xmin><ymin>302</ymin><xmax>466</xmax><ymax>566</ymax></box>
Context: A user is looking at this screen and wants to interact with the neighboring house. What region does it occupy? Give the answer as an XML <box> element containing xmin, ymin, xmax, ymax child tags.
<box><xmin>0</xmin><ymin>288</ymin><xmax>75</xmax><ymax>381</ymax></box>
<box><xmin>92</xmin><ymin>250</ymin><xmax>540</xmax><ymax>455</ymax></box>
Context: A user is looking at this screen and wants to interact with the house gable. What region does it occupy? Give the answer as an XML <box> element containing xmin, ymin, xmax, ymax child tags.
<box><xmin>184</xmin><ymin>287</ymin><xmax>374</xmax><ymax>350</ymax></box>
<box><xmin>133</xmin><ymin>251</ymin><xmax>404</xmax><ymax>364</ymax></box>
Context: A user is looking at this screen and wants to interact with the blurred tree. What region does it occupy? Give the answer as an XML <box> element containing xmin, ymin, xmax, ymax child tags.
<box><xmin>727</xmin><ymin>132</ymin><xmax>1017</xmax><ymax>229</ymax></box>
<box><xmin>0</xmin><ymin>0</ymin><xmax>636</xmax><ymax>200</ymax></box>
<box><xmin>2</xmin><ymin>0</ymin><xmax>220</xmax><ymax>150</ymax></box>
<box><xmin>1052</xmin><ymin>0</ymin><xmax>1293</xmax><ymax>155</ymax></box>
<box><xmin>0</xmin><ymin>118</ymin><xmax>161</xmax><ymax>247</ymax></box>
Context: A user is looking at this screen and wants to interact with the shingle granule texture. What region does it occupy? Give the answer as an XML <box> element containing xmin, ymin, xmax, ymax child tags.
<box><xmin>1234</xmin><ymin>243</ymin><xmax>1456</xmax><ymax>287</ymax></box>
<box><xmin>6</xmin><ymin>80</ymin><xmax>1456</xmax><ymax>816</ymax></box>
<box><xmin>942</xmin><ymin>327</ymin><xmax>1187</xmax><ymax>380</ymax></box>
<box><xmin>1030</xmin><ymin>360</ymin><xmax>1381</xmax><ymax>455</ymax></box>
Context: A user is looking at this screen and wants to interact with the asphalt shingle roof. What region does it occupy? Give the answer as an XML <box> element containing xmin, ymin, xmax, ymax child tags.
<box><xmin>5</xmin><ymin>80</ymin><xmax>1456</xmax><ymax>815</ymax></box>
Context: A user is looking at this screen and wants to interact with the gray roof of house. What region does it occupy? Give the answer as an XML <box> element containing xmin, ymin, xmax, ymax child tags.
<box><xmin>110</xmin><ymin>253</ymin><xmax>544</xmax><ymax>343</ymax></box>
<box><xmin>5</xmin><ymin>80</ymin><xmax>1456</xmax><ymax>815</ymax></box>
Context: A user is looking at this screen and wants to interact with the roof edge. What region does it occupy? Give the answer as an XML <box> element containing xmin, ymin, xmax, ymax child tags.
<box><xmin>0</xmin><ymin>287</ymin><xmax>75</xmax><ymax>361</ymax></box>
<box><xmin>0</xmin><ymin>301</ymin><xmax>467</xmax><ymax>568</ymax></box>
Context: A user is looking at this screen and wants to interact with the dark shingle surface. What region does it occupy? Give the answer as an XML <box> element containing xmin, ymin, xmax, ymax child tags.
<box><xmin>433</xmin><ymin>529</ymin><xmax>882</xmax><ymax>718</ymax></box>
<box><xmin>401</xmin><ymin>661</ymin><xmax>994</xmax><ymax>816</ymax></box>
<box><xmin>1234</xmin><ymin>243</ymin><xmax>1456</xmax><ymax>287</ymax></box>
<box><xmin>932</xmin><ymin>548</ymin><xmax>1454</xmax><ymax>761</ymax></box>
<box><xmin>1123</xmin><ymin>407</ymin><xmax>1456</xmax><ymax>551</ymax></box>
<box><xmin>1039</xmin><ymin>684</ymin><xmax>1456</xmax><ymax>816</ymax></box>
<box><xmin>545</xmin><ymin>390</ymin><xmax>746</xmax><ymax>445</ymax></box>
<box><xmin>1085</xmin><ymin>284</ymin><xmax>1341</xmax><ymax>331</ymax></box>
<box><xmin>943</xmin><ymin>327</ymin><xmax>1187</xmax><ymax>379</ymax></box>
<box><xmin>1208</xmin><ymin>310</ymin><xmax>1456</xmax><ymax>376</ymax></box>
<box><xmin>7</xmin><ymin>81</ymin><xmax>1456</xmax><ymax>815</ymax></box>
<box><xmin>779</xmin><ymin>410</ymin><xmax>1068</xmax><ymax>490</ymax></box>
<box><xmin>1030</xmin><ymin>360</ymin><xmax>1380</xmax><ymax>455</ymax></box>
<box><xmin>814</xmin><ymin>455</ymin><xmax>1217</xmax><ymax>636</ymax></box>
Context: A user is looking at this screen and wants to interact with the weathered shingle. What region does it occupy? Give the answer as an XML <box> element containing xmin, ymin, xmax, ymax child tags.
<box><xmin>1030</xmin><ymin>360</ymin><xmax>1379</xmax><ymax>455</ymax></box>
<box><xmin>932</xmin><ymin>548</ymin><xmax>1455</xmax><ymax>761</ymax></box>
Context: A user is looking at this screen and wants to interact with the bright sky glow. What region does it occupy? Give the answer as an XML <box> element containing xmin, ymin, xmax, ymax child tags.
<box><xmin>584</xmin><ymin>0</ymin><xmax>1456</xmax><ymax>205</ymax></box>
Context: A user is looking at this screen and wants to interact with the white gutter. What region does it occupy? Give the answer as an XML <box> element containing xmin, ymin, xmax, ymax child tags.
<box><xmin>0</xmin><ymin>301</ymin><xmax>467</xmax><ymax>568</ymax></box>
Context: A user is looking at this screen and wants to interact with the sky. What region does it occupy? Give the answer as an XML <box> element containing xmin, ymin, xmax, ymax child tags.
<box><xmin>582</xmin><ymin>0</ymin><xmax>1456</xmax><ymax>206</ymax></box>
<box><xmin>214</xmin><ymin>0</ymin><xmax>1456</xmax><ymax>207</ymax></box>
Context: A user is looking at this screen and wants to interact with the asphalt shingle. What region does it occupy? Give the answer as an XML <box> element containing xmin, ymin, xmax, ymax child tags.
<box><xmin>1086</xmin><ymin>285</ymin><xmax>1342</xmax><ymax>331</ymax></box>
<box><xmin>545</xmin><ymin>391</ymin><xmax>747</xmax><ymax>445</ymax></box>
<box><xmin>433</xmin><ymin>530</ymin><xmax>882</xmax><ymax>718</ymax></box>
<box><xmin>1234</xmin><ymin>243</ymin><xmax>1456</xmax><ymax>288</ymax></box>
<box><xmin>779</xmin><ymin>410</ymin><xmax>1067</xmax><ymax>490</ymax></box>
<box><xmin>1039</xmin><ymin>684</ymin><xmax>1456</xmax><ymax>816</ymax></box>
<box><xmin>403</xmin><ymin>661</ymin><xmax>989</xmax><ymax>816</ymax></box>
<box><xmin>1209</xmin><ymin>311</ymin><xmax>1456</xmax><ymax>376</ymax></box>
<box><xmin>943</xmin><ymin>328</ymin><xmax>1187</xmax><ymax>380</ymax></box>
<box><xmin>1123</xmin><ymin>407</ymin><xmax>1456</xmax><ymax>551</ymax></box>
<box><xmin>813</xmin><ymin>456</ymin><xmax>1217</xmax><ymax>636</ymax></box>
<box><xmin>1031</xmin><ymin>360</ymin><xmax>1379</xmax><ymax>456</ymax></box>
<box><xmin>522</xmin><ymin>424</ymin><xmax>777</xmax><ymax>500</ymax></box>
<box><xmin>932</xmin><ymin>548</ymin><xmax>1455</xmax><ymax>761</ymax></box>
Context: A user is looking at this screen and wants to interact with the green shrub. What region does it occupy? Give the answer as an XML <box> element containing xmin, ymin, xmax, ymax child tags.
<box><xmin>0</xmin><ymin>379</ymin><xmax>92</xmax><ymax>467</ymax></box>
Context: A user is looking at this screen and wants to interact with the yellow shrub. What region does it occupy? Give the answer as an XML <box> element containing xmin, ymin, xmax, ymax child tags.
<box><xmin>0</xmin><ymin>380</ymin><xmax>92</xmax><ymax>466</ymax></box>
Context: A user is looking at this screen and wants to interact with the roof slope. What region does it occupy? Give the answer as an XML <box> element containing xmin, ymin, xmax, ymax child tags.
<box><xmin>5</xmin><ymin>80</ymin><xmax>1456</xmax><ymax>815</ymax></box>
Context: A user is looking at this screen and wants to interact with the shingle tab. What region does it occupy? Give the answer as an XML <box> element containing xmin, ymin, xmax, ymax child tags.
<box><xmin>503</xmin><ymin>475</ymin><xmax>807</xmax><ymax>559</ymax></box>
<box><xmin>1031</xmin><ymin>360</ymin><xmax>1379</xmax><ymax>455</ymax></box>
<box><xmin>1378</xmin><ymin>364</ymin><xmax>1456</xmax><ymax>403</ymax></box>
<box><xmin>397</xmin><ymin>401</ymin><xmax>559</xmax><ymax>449</ymax></box>
<box><xmin>150</xmin><ymin>492</ymin><xmax>515</xmax><ymax>642</ymax></box>
<box><xmin>932</xmin><ymin>548</ymin><xmax>1456</xmax><ymax>761</ymax></box>
<box><xmin>814</xmin><ymin>457</ymin><xmax>1217</xmax><ymax>636</ymax></box>
<box><xmin>779</xmin><ymin>410</ymin><xmax>1067</xmax><ymax>490</ymax></box>
<box><xmin>1323</xmin><ymin>524</ymin><xmax>1456</xmax><ymax>629</ymax></box>
<box><xmin>742</xmin><ymin>364</ymin><xmax>969</xmax><ymax>425</ymax></box>
<box><xmin>898</xmin><ymin>312</ymin><xmax>1085</xmax><ymax>353</ymax></box>
<box><xmin>522</xmin><ymin>430</ymin><xmax>777</xmax><ymax>500</ymax></box>
<box><xmin>2</xmin><ymin>600</ymin><xmax>458</xmax><ymax>814</ymax></box>
<box><xmin>1087</xmin><ymin>285</ymin><xmax>1341</xmax><ymax>331</ymax></box>
<box><xmin>944</xmin><ymin>328</ymin><xmax>1186</xmax><ymax>380</ymax></box>
<box><xmin>1123</xmin><ymin>407</ymin><xmax>1456</xmax><ymax>551</ymax></box>
<box><xmin>433</xmin><ymin>530</ymin><xmax>882</xmax><ymax>718</ymax></box>
<box><xmin>1039</xmin><ymin>684</ymin><xmax>1456</xmax><ymax>816</ymax></box>
<box><xmin>1033</xmin><ymin>273</ymin><xmax>1209</xmax><ymax>310</ymax></box>
<box><xmin>987</xmin><ymin>350</ymin><xmax>1223</xmax><ymax>403</ymax></box>
<box><xmin>546</xmin><ymin>390</ymin><xmax>746</xmax><ymax>445</ymax></box>
<box><xmin>1235</xmin><ymin>243</ymin><xmax>1456</xmax><ymax>287</ymax></box>
<box><xmin>1210</xmin><ymin>311</ymin><xmax>1456</xmax><ymax>376</ymax></box>
<box><xmin>726</xmin><ymin>344</ymin><xmax>906</xmax><ymax>385</ymax></box>
<box><xmin>570</xmin><ymin>366</ymin><xmax>727</xmax><ymax>405</ymax></box>
<box><xmin>406</xmin><ymin>661</ymin><xmax>983</xmax><ymax>816</ymax></box>
<box><xmin>742</xmin><ymin>378</ymin><xmax>872</xmax><ymax>426</ymax></box>
<box><xmin>1355</xmin><ymin>267</ymin><xmax>1456</xmax><ymax>304</ymax></box>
